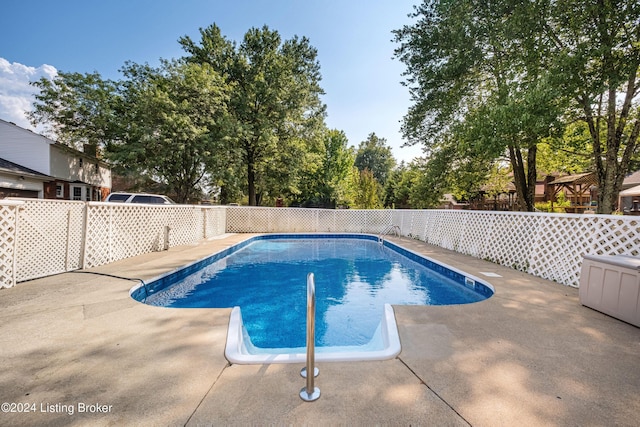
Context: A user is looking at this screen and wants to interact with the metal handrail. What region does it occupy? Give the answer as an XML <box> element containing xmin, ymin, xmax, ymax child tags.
<box><xmin>378</xmin><ymin>224</ymin><xmax>401</xmax><ymax>243</ymax></box>
<box><xmin>300</xmin><ymin>272</ymin><xmax>320</xmax><ymax>401</ymax></box>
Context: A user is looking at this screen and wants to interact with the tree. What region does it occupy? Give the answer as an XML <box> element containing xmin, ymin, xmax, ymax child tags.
<box><xmin>383</xmin><ymin>162</ymin><xmax>423</xmax><ymax>208</ymax></box>
<box><xmin>537</xmin><ymin>122</ymin><xmax>593</xmax><ymax>177</ymax></box>
<box><xmin>180</xmin><ymin>24</ymin><xmax>326</xmax><ymax>205</ymax></box>
<box><xmin>29</xmin><ymin>71</ymin><xmax>117</xmax><ymax>150</ymax></box>
<box><xmin>354</xmin><ymin>133</ymin><xmax>396</xmax><ymax>185</ymax></box>
<box><xmin>108</xmin><ymin>60</ymin><xmax>231</xmax><ymax>203</ymax></box>
<box><xmin>544</xmin><ymin>0</ymin><xmax>640</xmax><ymax>213</ymax></box>
<box><xmin>394</xmin><ymin>0</ymin><xmax>565</xmax><ymax>211</ymax></box>
<box><xmin>396</xmin><ymin>0</ymin><xmax>640</xmax><ymax>214</ymax></box>
<box><xmin>294</xmin><ymin>129</ymin><xmax>354</xmax><ymax>207</ymax></box>
<box><xmin>351</xmin><ymin>168</ymin><xmax>382</xmax><ymax>209</ymax></box>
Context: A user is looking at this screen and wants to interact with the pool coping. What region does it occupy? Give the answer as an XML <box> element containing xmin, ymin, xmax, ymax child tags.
<box><xmin>225</xmin><ymin>304</ymin><xmax>401</xmax><ymax>364</ymax></box>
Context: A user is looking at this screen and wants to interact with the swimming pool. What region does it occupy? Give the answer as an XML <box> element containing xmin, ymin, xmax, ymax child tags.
<box><xmin>131</xmin><ymin>234</ymin><xmax>494</xmax><ymax>363</ymax></box>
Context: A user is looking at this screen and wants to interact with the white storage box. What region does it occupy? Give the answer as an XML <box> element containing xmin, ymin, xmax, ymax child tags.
<box><xmin>579</xmin><ymin>254</ymin><xmax>640</xmax><ymax>327</ymax></box>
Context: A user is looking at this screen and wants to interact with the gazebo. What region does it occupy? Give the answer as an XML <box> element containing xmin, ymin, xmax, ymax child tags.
<box><xmin>550</xmin><ymin>172</ymin><xmax>598</xmax><ymax>213</ymax></box>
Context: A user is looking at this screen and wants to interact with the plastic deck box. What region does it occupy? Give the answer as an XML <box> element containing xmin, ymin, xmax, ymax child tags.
<box><xmin>579</xmin><ymin>254</ymin><xmax>640</xmax><ymax>327</ymax></box>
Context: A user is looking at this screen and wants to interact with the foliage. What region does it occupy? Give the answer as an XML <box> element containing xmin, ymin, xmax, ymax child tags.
<box><xmin>535</xmin><ymin>192</ymin><xmax>571</xmax><ymax>213</ymax></box>
<box><xmin>395</xmin><ymin>0</ymin><xmax>640</xmax><ymax>213</ymax></box>
<box><xmin>350</xmin><ymin>168</ymin><xmax>382</xmax><ymax>209</ymax></box>
<box><xmin>180</xmin><ymin>24</ymin><xmax>326</xmax><ymax>205</ymax></box>
<box><xmin>108</xmin><ymin>60</ymin><xmax>232</xmax><ymax>203</ymax></box>
<box><xmin>544</xmin><ymin>0</ymin><xmax>640</xmax><ymax>213</ymax></box>
<box><xmin>29</xmin><ymin>71</ymin><xmax>117</xmax><ymax>150</ymax></box>
<box><xmin>394</xmin><ymin>0</ymin><xmax>566</xmax><ymax>212</ymax></box>
<box><xmin>292</xmin><ymin>129</ymin><xmax>354</xmax><ymax>207</ymax></box>
<box><xmin>537</xmin><ymin>122</ymin><xmax>593</xmax><ymax>177</ymax></box>
<box><xmin>353</xmin><ymin>133</ymin><xmax>396</xmax><ymax>185</ymax></box>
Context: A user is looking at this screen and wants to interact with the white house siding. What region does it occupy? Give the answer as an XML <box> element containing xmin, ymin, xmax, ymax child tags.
<box><xmin>0</xmin><ymin>119</ymin><xmax>52</xmax><ymax>175</ymax></box>
<box><xmin>49</xmin><ymin>146</ymin><xmax>111</xmax><ymax>188</ymax></box>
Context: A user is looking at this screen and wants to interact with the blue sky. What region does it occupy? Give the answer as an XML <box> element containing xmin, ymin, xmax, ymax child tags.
<box><xmin>0</xmin><ymin>0</ymin><xmax>423</xmax><ymax>163</ymax></box>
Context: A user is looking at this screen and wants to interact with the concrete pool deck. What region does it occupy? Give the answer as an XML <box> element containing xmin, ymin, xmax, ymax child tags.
<box><xmin>0</xmin><ymin>234</ymin><xmax>638</xmax><ymax>426</ymax></box>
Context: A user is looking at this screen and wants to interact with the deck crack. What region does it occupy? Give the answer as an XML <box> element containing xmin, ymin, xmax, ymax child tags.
<box><xmin>397</xmin><ymin>356</ymin><xmax>473</xmax><ymax>426</ymax></box>
<box><xmin>183</xmin><ymin>361</ymin><xmax>232</xmax><ymax>427</ymax></box>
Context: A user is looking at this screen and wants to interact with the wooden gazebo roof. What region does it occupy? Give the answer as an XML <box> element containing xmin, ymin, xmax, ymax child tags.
<box><xmin>550</xmin><ymin>172</ymin><xmax>598</xmax><ymax>187</ymax></box>
<box><xmin>550</xmin><ymin>172</ymin><xmax>598</xmax><ymax>210</ymax></box>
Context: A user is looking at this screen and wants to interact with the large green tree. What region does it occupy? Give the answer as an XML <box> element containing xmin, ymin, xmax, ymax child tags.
<box><xmin>179</xmin><ymin>24</ymin><xmax>326</xmax><ymax>205</ymax></box>
<box><xmin>544</xmin><ymin>0</ymin><xmax>640</xmax><ymax>213</ymax></box>
<box><xmin>294</xmin><ymin>129</ymin><xmax>354</xmax><ymax>207</ymax></box>
<box><xmin>29</xmin><ymin>71</ymin><xmax>117</xmax><ymax>150</ymax></box>
<box><xmin>108</xmin><ymin>60</ymin><xmax>231</xmax><ymax>202</ymax></box>
<box><xmin>396</xmin><ymin>0</ymin><xmax>640</xmax><ymax>214</ymax></box>
<box><xmin>354</xmin><ymin>133</ymin><xmax>396</xmax><ymax>185</ymax></box>
<box><xmin>394</xmin><ymin>0</ymin><xmax>564</xmax><ymax>211</ymax></box>
<box><xmin>29</xmin><ymin>60</ymin><xmax>232</xmax><ymax>203</ymax></box>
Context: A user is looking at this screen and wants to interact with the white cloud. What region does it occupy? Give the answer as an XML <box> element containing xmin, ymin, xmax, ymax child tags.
<box><xmin>0</xmin><ymin>57</ymin><xmax>57</xmax><ymax>132</ymax></box>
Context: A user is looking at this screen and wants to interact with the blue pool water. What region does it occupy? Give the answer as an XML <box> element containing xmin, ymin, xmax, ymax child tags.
<box><xmin>135</xmin><ymin>235</ymin><xmax>493</xmax><ymax>350</ymax></box>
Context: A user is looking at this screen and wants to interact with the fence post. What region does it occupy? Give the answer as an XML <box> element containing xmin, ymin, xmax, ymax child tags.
<box><xmin>81</xmin><ymin>203</ymin><xmax>89</xmax><ymax>270</ymax></box>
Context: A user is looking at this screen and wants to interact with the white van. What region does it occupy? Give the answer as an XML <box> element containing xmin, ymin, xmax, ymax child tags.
<box><xmin>104</xmin><ymin>192</ymin><xmax>175</xmax><ymax>204</ymax></box>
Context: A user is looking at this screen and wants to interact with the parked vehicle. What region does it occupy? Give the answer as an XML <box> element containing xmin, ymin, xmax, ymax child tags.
<box><xmin>104</xmin><ymin>192</ymin><xmax>175</xmax><ymax>204</ymax></box>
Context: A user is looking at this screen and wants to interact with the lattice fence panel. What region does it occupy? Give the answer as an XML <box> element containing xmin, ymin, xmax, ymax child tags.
<box><xmin>107</xmin><ymin>205</ymin><xmax>164</xmax><ymax>263</ymax></box>
<box><xmin>0</xmin><ymin>202</ymin><xmax>21</xmax><ymax>288</ymax></box>
<box><xmin>334</xmin><ymin>210</ymin><xmax>370</xmax><ymax>232</ymax></box>
<box><xmin>15</xmin><ymin>199</ymin><xmax>85</xmax><ymax>282</ymax></box>
<box><xmin>203</xmin><ymin>207</ymin><xmax>226</xmax><ymax>237</ymax></box>
<box><xmin>481</xmin><ymin>212</ymin><xmax>541</xmax><ymax>272</ymax></box>
<box><xmin>84</xmin><ymin>204</ymin><xmax>112</xmax><ymax>268</ymax></box>
<box><xmin>225</xmin><ymin>207</ymin><xmax>253</xmax><ymax>232</ymax></box>
<box><xmin>437</xmin><ymin>211</ymin><xmax>466</xmax><ymax>251</ymax></box>
<box><xmin>528</xmin><ymin>215</ymin><xmax>597</xmax><ymax>286</ymax></box>
<box><xmin>167</xmin><ymin>207</ymin><xmax>203</xmax><ymax>246</ymax></box>
<box><xmin>294</xmin><ymin>209</ymin><xmax>319</xmax><ymax>232</ymax></box>
<box><xmin>589</xmin><ymin>216</ymin><xmax>640</xmax><ymax>256</ymax></box>
<box><xmin>410</xmin><ymin>211</ymin><xmax>429</xmax><ymax>241</ymax></box>
<box><xmin>423</xmin><ymin>211</ymin><xmax>447</xmax><ymax>247</ymax></box>
<box><xmin>457</xmin><ymin>211</ymin><xmax>496</xmax><ymax>258</ymax></box>
<box><xmin>391</xmin><ymin>210</ymin><xmax>407</xmax><ymax>234</ymax></box>
<box><xmin>246</xmin><ymin>208</ymin><xmax>271</xmax><ymax>232</ymax></box>
<box><xmin>84</xmin><ymin>204</ymin><xmax>220</xmax><ymax>268</ymax></box>
<box><xmin>364</xmin><ymin>210</ymin><xmax>394</xmax><ymax>233</ymax></box>
<box><xmin>317</xmin><ymin>210</ymin><xmax>337</xmax><ymax>232</ymax></box>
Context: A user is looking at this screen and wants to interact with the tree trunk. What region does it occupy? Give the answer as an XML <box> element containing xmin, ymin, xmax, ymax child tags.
<box><xmin>247</xmin><ymin>159</ymin><xmax>256</xmax><ymax>206</ymax></box>
<box><xmin>526</xmin><ymin>143</ymin><xmax>537</xmax><ymax>211</ymax></box>
<box><xmin>508</xmin><ymin>144</ymin><xmax>536</xmax><ymax>212</ymax></box>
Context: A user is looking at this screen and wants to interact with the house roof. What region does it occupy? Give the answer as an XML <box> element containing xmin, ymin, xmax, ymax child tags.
<box><xmin>0</xmin><ymin>157</ymin><xmax>51</xmax><ymax>179</ymax></box>
<box><xmin>623</xmin><ymin>170</ymin><xmax>640</xmax><ymax>186</ymax></box>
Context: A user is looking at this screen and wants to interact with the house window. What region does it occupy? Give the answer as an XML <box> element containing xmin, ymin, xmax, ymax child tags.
<box><xmin>73</xmin><ymin>187</ymin><xmax>82</xmax><ymax>201</ymax></box>
<box><xmin>79</xmin><ymin>158</ymin><xmax>83</xmax><ymax>168</ymax></box>
<box><xmin>85</xmin><ymin>188</ymin><xmax>91</xmax><ymax>201</ymax></box>
<box><xmin>56</xmin><ymin>184</ymin><xmax>64</xmax><ymax>198</ymax></box>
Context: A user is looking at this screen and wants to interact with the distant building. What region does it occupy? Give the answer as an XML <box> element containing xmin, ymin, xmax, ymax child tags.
<box><xmin>0</xmin><ymin>119</ymin><xmax>111</xmax><ymax>200</ymax></box>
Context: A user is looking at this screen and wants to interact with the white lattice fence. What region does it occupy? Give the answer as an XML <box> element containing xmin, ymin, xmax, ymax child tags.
<box><xmin>83</xmin><ymin>203</ymin><xmax>223</xmax><ymax>268</ymax></box>
<box><xmin>14</xmin><ymin>199</ymin><xmax>86</xmax><ymax>282</ymax></box>
<box><xmin>2</xmin><ymin>200</ymin><xmax>639</xmax><ymax>289</ymax></box>
<box><xmin>0</xmin><ymin>201</ymin><xmax>22</xmax><ymax>289</ymax></box>
<box><xmin>203</xmin><ymin>207</ymin><xmax>226</xmax><ymax>237</ymax></box>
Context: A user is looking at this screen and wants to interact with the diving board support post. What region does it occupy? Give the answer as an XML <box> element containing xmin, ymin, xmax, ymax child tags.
<box><xmin>300</xmin><ymin>272</ymin><xmax>320</xmax><ymax>401</ymax></box>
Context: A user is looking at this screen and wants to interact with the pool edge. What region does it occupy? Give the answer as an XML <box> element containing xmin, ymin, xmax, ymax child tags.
<box><xmin>225</xmin><ymin>304</ymin><xmax>402</xmax><ymax>364</ymax></box>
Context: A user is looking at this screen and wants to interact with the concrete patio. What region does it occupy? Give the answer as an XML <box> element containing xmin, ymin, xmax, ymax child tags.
<box><xmin>0</xmin><ymin>234</ymin><xmax>638</xmax><ymax>426</ymax></box>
